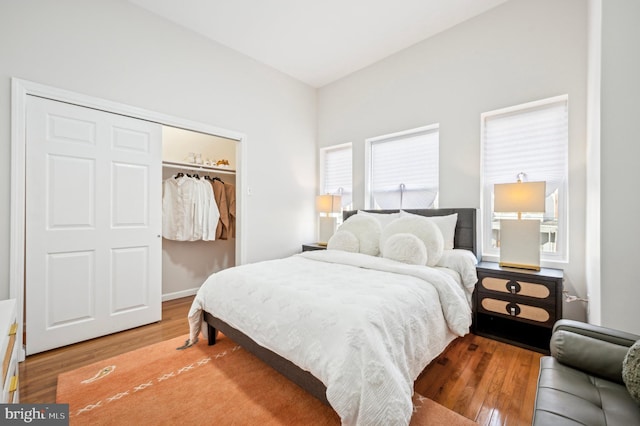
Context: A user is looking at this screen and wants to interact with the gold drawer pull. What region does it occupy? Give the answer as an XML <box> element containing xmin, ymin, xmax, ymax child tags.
<box><xmin>9</xmin><ymin>375</ymin><xmax>18</xmax><ymax>392</ymax></box>
<box><xmin>9</xmin><ymin>322</ymin><xmax>18</xmax><ymax>336</ymax></box>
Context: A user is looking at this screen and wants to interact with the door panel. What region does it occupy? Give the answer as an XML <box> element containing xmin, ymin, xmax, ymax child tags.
<box><xmin>112</xmin><ymin>126</ymin><xmax>151</xmax><ymax>153</ymax></box>
<box><xmin>48</xmin><ymin>155</ymin><xmax>95</xmax><ymax>229</ymax></box>
<box><xmin>26</xmin><ymin>96</ymin><xmax>162</xmax><ymax>355</ymax></box>
<box><xmin>111</xmin><ymin>246</ymin><xmax>149</xmax><ymax>313</ymax></box>
<box><xmin>112</xmin><ymin>162</ymin><xmax>149</xmax><ymax>227</ymax></box>
<box><xmin>46</xmin><ymin>251</ymin><xmax>95</xmax><ymax>327</ymax></box>
<box><xmin>47</xmin><ymin>113</ymin><xmax>97</xmax><ymax>146</ymax></box>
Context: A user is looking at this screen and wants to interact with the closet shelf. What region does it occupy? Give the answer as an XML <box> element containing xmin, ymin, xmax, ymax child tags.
<box><xmin>162</xmin><ymin>160</ymin><xmax>236</xmax><ymax>175</ymax></box>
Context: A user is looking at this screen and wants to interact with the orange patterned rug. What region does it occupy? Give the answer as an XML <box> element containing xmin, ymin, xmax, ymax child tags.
<box><xmin>57</xmin><ymin>334</ymin><xmax>477</xmax><ymax>425</ymax></box>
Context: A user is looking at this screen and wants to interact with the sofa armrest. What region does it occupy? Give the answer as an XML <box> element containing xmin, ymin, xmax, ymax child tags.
<box><xmin>550</xmin><ymin>319</ymin><xmax>640</xmax><ymax>384</ymax></box>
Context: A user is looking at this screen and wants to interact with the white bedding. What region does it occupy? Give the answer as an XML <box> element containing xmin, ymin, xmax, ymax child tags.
<box><xmin>187</xmin><ymin>249</ymin><xmax>472</xmax><ymax>426</ymax></box>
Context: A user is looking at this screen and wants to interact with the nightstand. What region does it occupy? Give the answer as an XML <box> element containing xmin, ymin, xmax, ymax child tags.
<box><xmin>474</xmin><ymin>261</ymin><xmax>563</xmax><ymax>354</ymax></box>
<box><xmin>302</xmin><ymin>243</ymin><xmax>327</xmax><ymax>252</ymax></box>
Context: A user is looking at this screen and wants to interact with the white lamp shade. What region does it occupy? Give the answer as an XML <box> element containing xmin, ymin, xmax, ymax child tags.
<box><xmin>316</xmin><ymin>194</ymin><xmax>342</xmax><ymax>214</ymax></box>
<box><xmin>494</xmin><ymin>181</ymin><xmax>546</xmax><ymax>213</ymax></box>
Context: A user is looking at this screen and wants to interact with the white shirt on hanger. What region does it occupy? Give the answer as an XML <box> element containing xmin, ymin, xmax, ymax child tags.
<box><xmin>163</xmin><ymin>175</ymin><xmax>221</xmax><ymax>241</ymax></box>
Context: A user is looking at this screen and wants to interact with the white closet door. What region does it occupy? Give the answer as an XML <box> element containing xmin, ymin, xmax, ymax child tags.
<box><xmin>25</xmin><ymin>96</ymin><xmax>162</xmax><ymax>355</ymax></box>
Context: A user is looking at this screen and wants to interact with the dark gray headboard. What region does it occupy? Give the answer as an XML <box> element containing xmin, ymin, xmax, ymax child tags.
<box><xmin>343</xmin><ymin>208</ymin><xmax>478</xmax><ymax>258</ymax></box>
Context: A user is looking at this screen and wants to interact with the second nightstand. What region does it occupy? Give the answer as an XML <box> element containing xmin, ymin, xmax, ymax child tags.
<box><xmin>474</xmin><ymin>261</ymin><xmax>563</xmax><ymax>353</ymax></box>
<box><xmin>302</xmin><ymin>243</ymin><xmax>327</xmax><ymax>252</ymax></box>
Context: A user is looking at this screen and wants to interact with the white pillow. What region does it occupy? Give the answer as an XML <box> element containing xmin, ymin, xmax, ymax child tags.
<box><xmin>382</xmin><ymin>233</ymin><xmax>428</xmax><ymax>265</ymax></box>
<box><xmin>338</xmin><ymin>214</ymin><xmax>382</xmax><ymax>256</ymax></box>
<box><xmin>327</xmin><ymin>230</ymin><xmax>359</xmax><ymax>253</ymax></box>
<box><xmin>400</xmin><ymin>211</ymin><xmax>458</xmax><ymax>250</ymax></box>
<box><xmin>357</xmin><ymin>210</ymin><xmax>400</xmax><ymax>229</ymax></box>
<box><xmin>436</xmin><ymin>249</ymin><xmax>478</xmax><ymax>291</ymax></box>
<box><xmin>380</xmin><ymin>216</ymin><xmax>444</xmax><ymax>266</ymax></box>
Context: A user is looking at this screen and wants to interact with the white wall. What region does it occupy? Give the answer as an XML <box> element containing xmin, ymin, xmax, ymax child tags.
<box><xmin>317</xmin><ymin>0</ymin><xmax>589</xmax><ymax>321</ymax></box>
<box><xmin>0</xmin><ymin>0</ymin><xmax>317</xmax><ymax>300</ymax></box>
<box><xmin>600</xmin><ymin>0</ymin><xmax>640</xmax><ymax>334</ymax></box>
<box><xmin>585</xmin><ymin>0</ymin><xmax>602</xmax><ymax>326</ymax></box>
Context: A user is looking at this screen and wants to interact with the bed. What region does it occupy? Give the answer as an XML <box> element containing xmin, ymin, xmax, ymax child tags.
<box><xmin>187</xmin><ymin>208</ymin><xmax>478</xmax><ymax>425</ymax></box>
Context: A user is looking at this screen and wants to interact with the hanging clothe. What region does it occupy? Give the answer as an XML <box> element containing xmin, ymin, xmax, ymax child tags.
<box><xmin>224</xmin><ymin>182</ymin><xmax>236</xmax><ymax>239</ymax></box>
<box><xmin>209</xmin><ymin>178</ymin><xmax>229</xmax><ymax>240</ymax></box>
<box><xmin>162</xmin><ymin>174</ymin><xmax>220</xmax><ymax>241</ymax></box>
<box><xmin>163</xmin><ymin>175</ymin><xmax>194</xmax><ymax>241</ymax></box>
<box><xmin>199</xmin><ymin>177</ymin><xmax>220</xmax><ymax>242</ymax></box>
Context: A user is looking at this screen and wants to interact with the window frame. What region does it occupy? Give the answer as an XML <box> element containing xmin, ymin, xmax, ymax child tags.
<box><xmin>364</xmin><ymin>124</ymin><xmax>440</xmax><ymax>210</ymax></box>
<box><xmin>480</xmin><ymin>95</ymin><xmax>569</xmax><ymax>264</ymax></box>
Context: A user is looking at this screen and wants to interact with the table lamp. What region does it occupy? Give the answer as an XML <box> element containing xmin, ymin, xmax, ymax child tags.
<box><xmin>316</xmin><ymin>194</ymin><xmax>342</xmax><ymax>246</ymax></box>
<box><xmin>494</xmin><ymin>180</ymin><xmax>546</xmax><ymax>270</ymax></box>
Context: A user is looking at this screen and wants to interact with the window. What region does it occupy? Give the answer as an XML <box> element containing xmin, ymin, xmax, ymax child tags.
<box><xmin>365</xmin><ymin>125</ymin><xmax>439</xmax><ymax>209</ymax></box>
<box><xmin>481</xmin><ymin>95</ymin><xmax>568</xmax><ymax>262</ymax></box>
<box><xmin>320</xmin><ymin>143</ymin><xmax>352</xmax><ymax>209</ymax></box>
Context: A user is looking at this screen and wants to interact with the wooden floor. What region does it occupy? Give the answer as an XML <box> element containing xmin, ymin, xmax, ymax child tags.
<box><xmin>19</xmin><ymin>296</ymin><xmax>542</xmax><ymax>425</ymax></box>
<box><xmin>18</xmin><ymin>296</ymin><xmax>194</xmax><ymax>403</ymax></box>
<box><xmin>416</xmin><ymin>333</ymin><xmax>543</xmax><ymax>425</ymax></box>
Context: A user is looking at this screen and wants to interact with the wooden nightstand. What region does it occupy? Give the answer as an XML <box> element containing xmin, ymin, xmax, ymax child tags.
<box><xmin>474</xmin><ymin>261</ymin><xmax>563</xmax><ymax>354</ymax></box>
<box><xmin>302</xmin><ymin>243</ymin><xmax>327</xmax><ymax>252</ymax></box>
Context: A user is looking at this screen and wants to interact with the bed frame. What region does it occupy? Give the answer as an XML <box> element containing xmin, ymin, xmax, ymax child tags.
<box><xmin>204</xmin><ymin>208</ymin><xmax>478</xmax><ymax>407</ymax></box>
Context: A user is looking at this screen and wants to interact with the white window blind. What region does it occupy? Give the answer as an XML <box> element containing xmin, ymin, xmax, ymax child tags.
<box><xmin>321</xmin><ymin>143</ymin><xmax>352</xmax><ymax>208</ymax></box>
<box><xmin>368</xmin><ymin>126</ymin><xmax>439</xmax><ymax>209</ymax></box>
<box><xmin>484</xmin><ymin>99</ymin><xmax>568</xmax><ymax>195</ymax></box>
<box><xmin>482</xmin><ymin>95</ymin><xmax>568</xmax><ymax>260</ymax></box>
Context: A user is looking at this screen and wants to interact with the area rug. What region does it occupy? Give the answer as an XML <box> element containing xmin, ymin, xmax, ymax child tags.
<box><xmin>57</xmin><ymin>334</ymin><xmax>477</xmax><ymax>425</ymax></box>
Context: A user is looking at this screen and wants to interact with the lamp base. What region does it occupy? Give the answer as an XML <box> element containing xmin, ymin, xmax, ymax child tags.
<box><xmin>317</xmin><ymin>216</ymin><xmax>337</xmax><ymax>246</ymax></box>
<box><xmin>499</xmin><ymin>219</ymin><xmax>541</xmax><ymax>271</ymax></box>
<box><xmin>498</xmin><ymin>261</ymin><xmax>541</xmax><ymax>271</ymax></box>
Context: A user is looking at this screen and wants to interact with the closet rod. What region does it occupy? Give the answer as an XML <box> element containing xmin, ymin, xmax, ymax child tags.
<box><xmin>162</xmin><ymin>161</ymin><xmax>236</xmax><ymax>176</ymax></box>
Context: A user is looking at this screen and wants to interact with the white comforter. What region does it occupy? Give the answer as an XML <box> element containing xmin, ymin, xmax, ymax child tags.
<box><xmin>188</xmin><ymin>250</ymin><xmax>472</xmax><ymax>425</ymax></box>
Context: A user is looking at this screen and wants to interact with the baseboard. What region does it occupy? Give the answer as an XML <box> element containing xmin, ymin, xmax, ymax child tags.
<box><xmin>162</xmin><ymin>288</ymin><xmax>199</xmax><ymax>302</ymax></box>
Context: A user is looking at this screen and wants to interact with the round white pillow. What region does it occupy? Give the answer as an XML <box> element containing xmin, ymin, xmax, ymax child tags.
<box><xmin>380</xmin><ymin>216</ymin><xmax>444</xmax><ymax>266</ymax></box>
<box><xmin>382</xmin><ymin>233</ymin><xmax>428</xmax><ymax>265</ymax></box>
<box><xmin>327</xmin><ymin>230</ymin><xmax>359</xmax><ymax>253</ymax></box>
<box><xmin>337</xmin><ymin>214</ymin><xmax>382</xmax><ymax>256</ymax></box>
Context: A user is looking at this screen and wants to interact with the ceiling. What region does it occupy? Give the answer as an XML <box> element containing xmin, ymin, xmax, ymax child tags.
<box><xmin>129</xmin><ymin>0</ymin><xmax>509</xmax><ymax>88</ymax></box>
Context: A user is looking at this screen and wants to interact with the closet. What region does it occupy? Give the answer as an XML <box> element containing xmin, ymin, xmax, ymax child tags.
<box><xmin>16</xmin><ymin>81</ymin><xmax>242</xmax><ymax>357</ymax></box>
<box><xmin>161</xmin><ymin>126</ymin><xmax>237</xmax><ymax>299</ymax></box>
